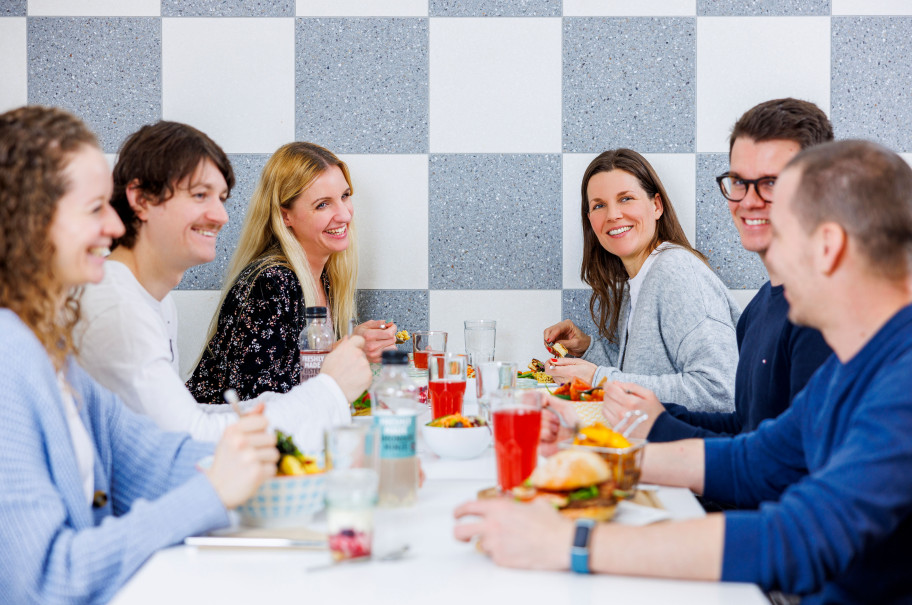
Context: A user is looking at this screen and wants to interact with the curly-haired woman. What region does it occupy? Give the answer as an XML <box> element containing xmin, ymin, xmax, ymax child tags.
<box><xmin>0</xmin><ymin>106</ymin><xmax>276</xmax><ymax>604</ymax></box>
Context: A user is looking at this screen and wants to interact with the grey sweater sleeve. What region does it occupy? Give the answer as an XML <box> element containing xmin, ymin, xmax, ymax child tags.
<box><xmin>583</xmin><ymin>247</ymin><xmax>741</xmax><ymax>413</ymax></box>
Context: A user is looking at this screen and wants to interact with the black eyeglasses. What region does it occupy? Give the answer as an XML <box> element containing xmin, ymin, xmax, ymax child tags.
<box><xmin>715</xmin><ymin>173</ymin><xmax>776</xmax><ymax>203</ymax></box>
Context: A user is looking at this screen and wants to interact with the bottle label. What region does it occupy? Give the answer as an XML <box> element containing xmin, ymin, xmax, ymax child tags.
<box><xmin>300</xmin><ymin>350</ymin><xmax>328</xmax><ymax>382</ymax></box>
<box><xmin>374</xmin><ymin>414</ymin><xmax>416</xmax><ymax>459</ymax></box>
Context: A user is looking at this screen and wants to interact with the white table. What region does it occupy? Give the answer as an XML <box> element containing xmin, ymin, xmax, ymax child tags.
<box><xmin>112</xmin><ymin>443</ymin><xmax>767</xmax><ymax>605</ymax></box>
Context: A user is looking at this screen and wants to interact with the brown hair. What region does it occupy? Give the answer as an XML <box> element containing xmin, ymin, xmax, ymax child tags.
<box><xmin>729</xmin><ymin>98</ymin><xmax>833</xmax><ymax>153</ymax></box>
<box><xmin>788</xmin><ymin>139</ymin><xmax>912</xmax><ymax>281</ymax></box>
<box><xmin>111</xmin><ymin>121</ymin><xmax>234</xmax><ymax>249</ymax></box>
<box><xmin>580</xmin><ymin>149</ymin><xmax>705</xmax><ymax>343</ymax></box>
<box><xmin>0</xmin><ymin>106</ymin><xmax>99</xmax><ymax>370</ymax></box>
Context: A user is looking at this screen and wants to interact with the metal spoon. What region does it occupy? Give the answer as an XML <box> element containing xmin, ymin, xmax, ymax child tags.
<box><xmin>306</xmin><ymin>544</ymin><xmax>410</xmax><ymax>573</ymax></box>
<box><xmin>223</xmin><ymin>388</ymin><xmax>244</xmax><ymax>416</ymax></box>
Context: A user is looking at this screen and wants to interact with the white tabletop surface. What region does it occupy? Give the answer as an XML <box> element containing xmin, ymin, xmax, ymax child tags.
<box><xmin>112</xmin><ymin>410</ymin><xmax>767</xmax><ymax>605</ymax></box>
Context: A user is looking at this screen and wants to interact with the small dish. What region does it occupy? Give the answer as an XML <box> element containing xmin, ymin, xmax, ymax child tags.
<box><xmin>422</xmin><ymin>423</ymin><xmax>491</xmax><ymax>460</ymax></box>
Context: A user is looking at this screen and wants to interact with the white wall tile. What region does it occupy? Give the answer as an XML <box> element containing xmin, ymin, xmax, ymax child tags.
<box><xmin>729</xmin><ymin>288</ymin><xmax>758</xmax><ymax>311</ymax></box>
<box><xmin>341</xmin><ymin>154</ymin><xmax>429</xmax><ymax>289</ymax></box>
<box><xmin>0</xmin><ymin>18</ymin><xmax>27</xmax><ymax>113</ymax></box>
<box><xmin>430</xmin><ymin>290</ymin><xmax>562</xmax><ymax>364</ymax></box>
<box><xmin>29</xmin><ymin>0</ymin><xmax>160</xmax><ymax>16</ymax></box>
<box><xmin>696</xmin><ymin>17</ymin><xmax>831</xmax><ymax>153</ymax></box>
<box><xmin>162</xmin><ymin>18</ymin><xmax>295</xmax><ymax>154</ymax></box>
<box><xmin>296</xmin><ymin>0</ymin><xmax>427</xmax><ymax>16</ymax></box>
<box><xmin>564</xmin><ymin>0</ymin><xmax>695</xmax><ymax>16</ymax></box>
<box><xmin>171</xmin><ymin>289</ymin><xmax>223</xmax><ymax>379</ymax></box>
<box><xmin>561</xmin><ymin>153</ymin><xmax>696</xmax><ymax>289</ymax></box>
<box><xmin>429</xmin><ymin>18</ymin><xmax>561</xmax><ymax>153</ymax></box>
<box><xmin>833</xmin><ymin>0</ymin><xmax>912</xmax><ymax>15</ymax></box>
<box><xmin>901</xmin><ymin>153</ymin><xmax>912</xmax><ymax>168</ymax></box>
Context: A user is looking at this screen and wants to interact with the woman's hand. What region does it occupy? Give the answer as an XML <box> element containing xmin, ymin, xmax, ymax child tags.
<box><xmin>545</xmin><ymin>358</ymin><xmax>597</xmax><ymax>384</ymax></box>
<box><xmin>543</xmin><ymin>320</ymin><xmax>591</xmax><ymax>357</ymax></box>
<box><xmin>601</xmin><ymin>381</ymin><xmax>664</xmax><ymax>438</ymax></box>
<box><xmin>206</xmin><ymin>404</ymin><xmax>278</xmax><ymax>508</ymax></box>
<box><xmin>321</xmin><ymin>335</ymin><xmax>372</xmax><ymax>402</ymax></box>
<box><xmin>453</xmin><ymin>498</ymin><xmax>573</xmax><ymax>570</ymax></box>
<box><xmin>354</xmin><ymin>320</ymin><xmax>397</xmax><ymax>363</ymax></box>
<box><xmin>540</xmin><ymin>394</ymin><xmax>578</xmax><ymax>456</ymax></box>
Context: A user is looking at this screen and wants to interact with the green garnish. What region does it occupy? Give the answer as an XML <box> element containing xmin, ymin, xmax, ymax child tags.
<box><xmin>352</xmin><ymin>390</ymin><xmax>371</xmax><ymax>410</ymax></box>
<box><xmin>276</xmin><ymin>430</ymin><xmax>302</xmax><ymax>457</ymax></box>
<box><xmin>567</xmin><ymin>485</ymin><xmax>599</xmax><ymax>501</ymax></box>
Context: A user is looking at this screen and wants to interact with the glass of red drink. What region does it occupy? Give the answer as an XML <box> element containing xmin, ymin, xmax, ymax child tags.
<box><xmin>427</xmin><ymin>352</ymin><xmax>467</xmax><ymax>419</ymax></box>
<box><xmin>412</xmin><ymin>331</ymin><xmax>447</xmax><ymax>370</ymax></box>
<box><xmin>491</xmin><ymin>389</ymin><xmax>542</xmax><ymax>492</ymax></box>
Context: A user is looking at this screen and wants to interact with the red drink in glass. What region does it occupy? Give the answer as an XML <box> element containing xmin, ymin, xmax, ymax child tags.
<box><xmin>413</xmin><ymin>350</ymin><xmax>429</xmax><ymax>370</ymax></box>
<box><xmin>428</xmin><ymin>380</ymin><xmax>466</xmax><ymax>419</ymax></box>
<box><xmin>492</xmin><ymin>408</ymin><xmax>542</xmax><ymax>491</ymax></box>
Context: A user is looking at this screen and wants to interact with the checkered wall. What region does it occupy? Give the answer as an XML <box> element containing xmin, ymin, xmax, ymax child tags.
<box><xmin>2</xmin><ymin>0</ymin><xmax>911</xmax><ymax>374</ymax></box>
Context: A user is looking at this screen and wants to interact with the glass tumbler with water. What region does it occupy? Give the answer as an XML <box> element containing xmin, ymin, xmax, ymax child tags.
<box><xmin>464</xmin><ymin>319</ymin><xmax>496</xmax><ymax>368</ymax></box>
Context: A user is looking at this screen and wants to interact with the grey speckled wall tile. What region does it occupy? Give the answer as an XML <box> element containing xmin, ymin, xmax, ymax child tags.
<box><xmin>832</xmin><ymin>17</ymin><xmax>912</xmax><ymax>152</ymax></box>
<box><xmin>428</xmin><ymin>154</ymin><xmax>561</xmax><ymax>289</ymax></box>
<box><xmin>563</xmin><ymin>18</ymin><xmax>695</xmax><ymax>154</ymax></box>
<box><xmin>697</xmin><ymin>0</ymin><xmax>829</xmax><ymax>16</ymax></box>
<box><xmin>27</xmin><ymin>18</ymin><xmax>160</xmax><ymax>152</ymax></box>
<box><xmin>562</xmin><ymin>289</ymin><xmax>600</xmax><ymax>339</ymax></box>
<box><xmin>429</xmin><ymin>0</ymin><xmax>560</xmax><ymax>17</ymax></box>
<box><xmin>296</xmin><ymin>18</ymin><xmax>428</xmax><ymax>154</ymax></box>
<box><xmin>162</xmin><ymin>0</ymin><xmax>294</xmax><ymax>17</ymax></box>
<box><xmin>695</xmin><ymin>154</ymin><xmax>767</xmax><ymax>289</ymax></box>
<box><xmin>179</xmin><ymin>154</ymin><xmax>271</xmax><ymax>290</ymax></box>
<box><xmin>2</xmin><ymin>1</ymin><xmax>26</xmax><ymax>16</ymax></box>
<box><xmin>357</xmin><ymin>290</ymin><xmax>429</xmax><ymax>352</ymax></box>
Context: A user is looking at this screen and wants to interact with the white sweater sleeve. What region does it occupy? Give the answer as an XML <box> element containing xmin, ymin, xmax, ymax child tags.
<box><xmin>78</xmin><ymin>289</ymin><xmax>349</xmax><ymax>448</ymax></box>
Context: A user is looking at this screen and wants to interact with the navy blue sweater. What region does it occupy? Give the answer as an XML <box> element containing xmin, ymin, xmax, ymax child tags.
<box><xmin>705</xmin><ymin>303</ymin><xmax>912</xmax><ymax>603</ymax></box>
<box><xmin>648</xmin><ymin>282</ymin><xmax>832</xmax><ymax>441</ymax></box>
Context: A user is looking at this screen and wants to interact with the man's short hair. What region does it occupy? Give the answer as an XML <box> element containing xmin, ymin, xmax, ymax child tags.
<box><xmin>730</xmin><ymin>98</ymin><xmax>834</xmax><ymax>153</ymax></box>
<box><xmin>788</xmin><ymin>139</ymin><xmax>912</xmax><ymax>280</ymax></box>
<box><xmin>111</xmin><ymin>121</ymin><xmax>234</xmax><ymax>249</ymax></box>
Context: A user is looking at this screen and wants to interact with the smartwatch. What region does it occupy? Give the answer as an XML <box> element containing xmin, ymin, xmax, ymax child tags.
<box><xmin>570</xmin><ymin>518</ymin><xmax>596</xmax><ymax>574</ymax></box>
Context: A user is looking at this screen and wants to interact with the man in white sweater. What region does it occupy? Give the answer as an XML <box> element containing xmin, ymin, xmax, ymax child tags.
<box><xmin>77</xmin><ymin>121</ymin><xmax>371</xmax><ymax>450</ymax></box>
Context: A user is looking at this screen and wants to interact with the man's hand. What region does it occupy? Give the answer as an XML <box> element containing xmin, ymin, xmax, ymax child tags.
<box><xmin>205</xmin><ymin>404</ymin><xmax>278</xmax><ymax>508</ymax></box>
<box><xmin>353</xmin><ymin>320</ymin><xmax>397</xmax><ymax>364</ymax></box>
<box><xmin>320</xmin><ymin>335</ymin><xmax>371</xmax><ymax>402</ymax></box>
<box><xmin>602</xmin><ymin>382</ymin><xmax>664</xmax><ymax>438</ymax></box>
<box><xmin>545</xmin><ymin>358</ymin><xmax>597</xmax><ymax>384</ymax></box>
<box><xmin>543</xmin><ymin>319</ymin><xmax>591</xmax><ymax>357</ymax></box>
<box><xmin>453</xmin><ymin>498</ymin><xmax>573</xmax><ymax>570</ymax></box>
<box><xmin>540</xmin><ymin>394</ymin><xmax>578</xmax><ymax>456</ymax></box>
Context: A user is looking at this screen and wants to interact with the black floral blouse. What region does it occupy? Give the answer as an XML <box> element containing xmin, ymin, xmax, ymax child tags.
<box><xmin>187</xmin><ymin>263</ymin><xmax>308</xmax><ymax>404</ymax></box>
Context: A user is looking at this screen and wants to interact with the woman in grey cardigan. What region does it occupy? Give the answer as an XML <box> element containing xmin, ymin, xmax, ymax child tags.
<box><xmin>544</xmin><ymin>149</ymin><xmax>740</xmax><ymax>413</ymax></box>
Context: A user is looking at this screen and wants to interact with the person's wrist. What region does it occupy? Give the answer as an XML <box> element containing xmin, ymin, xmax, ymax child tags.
<box><xmin>570</xmin><ymin>518</ymin><xmax>596</xmax><ymax>573</ymax></box>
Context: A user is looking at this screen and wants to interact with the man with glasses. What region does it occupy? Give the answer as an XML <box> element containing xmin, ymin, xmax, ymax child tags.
<box><xmin>594</xmin><ymin>99</ymin><xmax>834</xmax><ymax>444</ymax></box>
<box><xmin>457</xmin><ymin>139</ymin><xmax>912</xmax><ymax>604</ymax></box>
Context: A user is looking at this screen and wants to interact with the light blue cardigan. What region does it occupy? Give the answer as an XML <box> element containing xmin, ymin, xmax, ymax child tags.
<box><xmin>0</xmin><ymin>310</ymin><xmax>229</xmax><ymax>604</ymax></box>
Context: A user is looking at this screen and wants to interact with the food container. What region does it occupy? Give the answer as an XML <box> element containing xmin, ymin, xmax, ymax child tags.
<box><xmin>237</xmin><ymin>473</ymin><xmax>327</xmax><ymax>527</ymax></box>
<box><xmin>557</xmin><ymin>438</ymin><xmax>646</xmax><ymax>495</ymax></box>
<box><xmin>422</xmin><ymin>423</ymin><xmax>491</xmax><ymax>460</ymax></box>
<box><xmin>572</xmin><ymin>400</ymin><xmax>609</xmax><ymax>426</ymax></box>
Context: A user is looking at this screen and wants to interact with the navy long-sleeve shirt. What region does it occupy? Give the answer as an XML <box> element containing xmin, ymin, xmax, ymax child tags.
<box><xmin>705</xmin><ymin>303</ymin><xmax>912</xmax><ymax>603</ymax></box>
<box><xmin>648</xmin><ymin>282</ymin><xmax>832</xmax><ymax>441</ymax></box>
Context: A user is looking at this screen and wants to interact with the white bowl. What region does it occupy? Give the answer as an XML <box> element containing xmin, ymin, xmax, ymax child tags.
<box><xmin>422</xmin><ymin>423</ymin><xmax>491</xmax><ymax>460</ymax></box>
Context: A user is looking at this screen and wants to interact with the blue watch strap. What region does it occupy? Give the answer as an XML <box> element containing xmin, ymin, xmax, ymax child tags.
<box><xmin>570</xmin><ymin>518</ymin><xmax>596</xmax><ymax>574</ymax></box>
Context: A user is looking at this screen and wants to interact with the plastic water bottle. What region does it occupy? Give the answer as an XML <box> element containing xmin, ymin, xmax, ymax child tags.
<box><xmin>370</xmin><ymin>350</ymin><xmax>420</xmax><ymax>507</ymax></box>
<box><xmin>299</xmin><ymin>306</ymin><xmax>334</xmax><ymax>383</ymax></box>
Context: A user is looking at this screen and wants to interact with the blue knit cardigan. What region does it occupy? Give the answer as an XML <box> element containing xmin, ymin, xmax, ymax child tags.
<box><xmin>0</xmin><ymin>310</ymin><xmax>229</xmax><ymax>604</ymax></box>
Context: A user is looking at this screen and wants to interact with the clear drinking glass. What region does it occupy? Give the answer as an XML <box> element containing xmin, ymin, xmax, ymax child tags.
<box><xmin>490</xmin><ymin>389</ymin><xmax>542</xmax><ymax>492</ymax></box>
<box><xmin>475</xmin><ymin>361</ymin><xmax>518</xmax><ymax>422</ymax></box>
<box><xmin>427</xmin><ymin>352</ymin><xmax>467</xmax><ymax>420</ymax></box>
<box><xmin>412</xmin><ymin>330</ymin><xmax>448</xmax><ymax>371</ymax></box>
<box><xmin>464</xmin><ymin>319</ymin><xmax>496</xmax><ymax>368</ymax></box>
<box><xmin>324</xmin><ymin>424</ymin><xmax>379</xmax><ymax>472</ymax></box>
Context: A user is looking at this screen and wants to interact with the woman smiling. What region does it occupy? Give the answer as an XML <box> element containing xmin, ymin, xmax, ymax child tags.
<box><xmin>544</xmin><ymin>149</ymin><xmax>740</xmax><ymax>413</ymax></box>
<box><xmin>0</xmin><ymin>106</ymin><xmax>276</xmax><ymax>604</ymax></box>
<box><xmin>188</xmin><ymin>142</ymin><xmax>396</xmax><ymax>404</ymax></box>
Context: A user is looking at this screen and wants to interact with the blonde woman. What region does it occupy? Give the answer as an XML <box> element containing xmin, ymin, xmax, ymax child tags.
<box><xmin>188</xmin><ymin>142</ymin><xmax>395</xmax><ymax>404</ymax></box>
